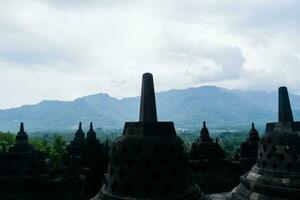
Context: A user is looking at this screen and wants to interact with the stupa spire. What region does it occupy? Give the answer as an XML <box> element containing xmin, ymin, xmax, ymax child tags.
<box><xmin>92</xmin><ymin>73</ymin><xmax>205</xmax><ymax>200</ymax></box>
<box><xmin>19</xmin><ymin>122</ymin><xmax>25</xmax><ymax>134</ymax></box>
<box><xmin>15</xmin><ymin>122</ymin><xmax>29</xmax><ymax>145</ymax></box>
<box><xmin>200</xmin><ymin>121</ymin><xmax>211</xmax><ymax>143</ymax></box>
<box><xmin>72</xmin><ymin>122</ymin><xmax>85</xmax><ymax>143</ymax></box>
<box><xmin>278</xmin><ymin>86</ymin><xmax>294</xmax><ymax>122</ymax></box>
<box><xmin>79</xmin><ymin>122</ymin><xmax>82</xmax><ymax>130</ymax></box>
<box><xmin>139</xmin><ymin>73</ymin><xmax>157</xmax><ymax>122</ymax></box>
<box><xmin>248</xmin><ymin>122</ymin><xmax>260</xmax><ymax>142</ymax></box>
<box><xmin>232</xmin><ymin>86</ymin><xmax>300</xmax><ymax>199</ymax></box>
<box><xmin>86</xmin><ymin>122</ymin><xmax>98</xmax><ymax>143</ymax></box>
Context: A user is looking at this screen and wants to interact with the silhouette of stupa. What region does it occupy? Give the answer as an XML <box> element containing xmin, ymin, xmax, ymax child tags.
<box><xmin>86</xmin><ymin>122</ymin><xmax>99</xmax><ymax>144</ymax></box>
<box><xmin>92</xmin><ymin>73</ymin><xmax>206</xmax><ymax>200</ymax></box>
<box><xmin>232</xmin><ymin>87</ymin><xmax>300</xmax><ymax>199</ymax></box>
<box><xmin>71</xmin><ymin>122</ymin><xmax>86</xmax><ymax>145</ymax></box>
<box><xmin>200</xmin><ymin>121</ymin><xmax>213</xmax><ymax>143</ymax></box>
<box><xmin>190</xmin><ymin>121</ymin><xmax>225</xmax><ymax>160</ymax></box>
<box><xmin>10</xmin><ymin>122</ymin><xmax>33</xmax><ymax>152</ymax></box>
<box><xmin>239</xmin><ymin>122</ymin><xmax>260</xmax><ymax>160</ymax></box>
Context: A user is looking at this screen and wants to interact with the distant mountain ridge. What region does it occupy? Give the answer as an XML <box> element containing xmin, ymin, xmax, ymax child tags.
<box><xmin>1</xmin><ymin>86</ymin><xmax>300</xmax><ymax>133</ymax></box>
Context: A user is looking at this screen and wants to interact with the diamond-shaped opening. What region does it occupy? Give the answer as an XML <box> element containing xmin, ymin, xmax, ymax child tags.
<box><xmin>152</xmin><ymin>170</ymin><xmax>160</xmax><ymax>181</ymax></box>
<box><xmin>119</xmin><ymin>168</ymin><xmax>125</xmax><ymax>178</ymax></box>
<box><xmin>286</xmin><ymin>163</ymin><xmax>292</xmax><ymax>171</ymax></box>
<box><xmin>276</xmin><ymin>153</ymin><xmax>285</xmax><ymax>162</ymax></box>
<box><xmin>171</xmin><ymin>167</ymin><xmax>178</xmax><ymax>177</ymax></box>
<box><xmin>153</xmin><ymin>146</ymin><xmax>160</xmax><ymax>154</ymax></box>
<box><xmin>127</xmin><ymin>159</ymin><xmax>133</xmax><ymax>167</ymax></box>
<box><xmin>145</xmin><ymin>159</ymin><xmax>152</xmax><ymax>167</ymax></box>
<box><xmin>262</xmin><ymin>160</ymin><xmax>267</xmax><ymax>168</ymax></box>
<box><xmin>135</xmin><ymin>170</ymin><xmax>143</xmax><ymax>180</ymax></box>
<box><xmin>121</xmin><ymin>145</ymin><xmax>128</xmax><ymax>154</ymax></box>
<box><xmin>272</xmin><ymin>163</ymin><xmax>278</xmax><ymax>170</ymax></box>
<box><xmin>136</xmin><ymin>145</ymin><xmax>143</xmax><ymax>154</ymax></box>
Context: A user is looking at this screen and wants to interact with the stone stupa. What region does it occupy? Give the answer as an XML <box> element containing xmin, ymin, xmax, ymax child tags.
<box><xmin>92</xmin><ymin>73</ymin><xmax>206</xmax><ymax>200</ymax></box>
<box><xmin>190</xmin><ymin>121</ymin><xmax>225</xmax><ymax>160</ymax></box>
<box><xmin>238</xmin><ymin>122</ymin><xmax>260</xmax><ymax>166</ymax></box>
<box><xmin>232</xmin><ymin>86</ymin><xmax>300</xmax><ymax>199</ymax></box>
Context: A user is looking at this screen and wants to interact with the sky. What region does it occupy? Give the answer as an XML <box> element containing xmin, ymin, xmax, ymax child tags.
<box><xmin>0</xmin><ymin>0</ymin><xmax>300</xmax><ymax>109</ymax></box>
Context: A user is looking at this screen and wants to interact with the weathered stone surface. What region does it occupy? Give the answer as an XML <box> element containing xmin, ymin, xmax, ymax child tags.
<box><xmin>232</xmin><ymin>87</ymin><xmax>300</xmax><ymax>200</ymax></box>
<box><xmin>92</xmin><ymin>73</ymin><xmax>206</xmax><ymax>200</ymax></box>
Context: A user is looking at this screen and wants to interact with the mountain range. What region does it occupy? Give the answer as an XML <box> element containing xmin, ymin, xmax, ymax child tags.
<box><xmin>1</xmin><ymin>86</ymin><xmax>300</xmax><ymax>133</ymax></box>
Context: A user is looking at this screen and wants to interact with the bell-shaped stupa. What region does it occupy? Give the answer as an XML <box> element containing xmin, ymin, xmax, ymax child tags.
<box><xmin>239</xmin><ymin>122</ymin><xmax>260</xmax><ymax>161</ymax></box>
<box><xmin>92</xmin><ymin>73</ymin><xmax>206</xmax><ymax>200</ymax></box>
<box><xmin>190</xmin><ymin>121</ymin><xmax>225</xmax><ymax>160</ymax></box>
<box><xmin>232</xmin><ymin>87</ymin><xmax>300</xmax><ymax>199</ymax></box>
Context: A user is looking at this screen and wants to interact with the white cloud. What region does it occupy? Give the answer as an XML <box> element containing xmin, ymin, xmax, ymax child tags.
<box><xmin>0</xmin><ymin>0</ymin><xmax>299</xmax><ymax>109</ymax></box>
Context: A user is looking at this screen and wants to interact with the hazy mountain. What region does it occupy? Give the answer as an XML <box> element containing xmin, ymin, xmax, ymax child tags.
<box><xmin>1</xmin><ymin>86</ymin><xmax>299</xmax><ymax>133</ymax></box>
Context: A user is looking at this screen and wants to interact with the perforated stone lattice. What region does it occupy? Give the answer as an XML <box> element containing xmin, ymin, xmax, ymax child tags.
<box><xmin>104</xmin><ymin>135</ymin><xmax>194</xmax><ymax>198</ymax></box>
<box><xmin>257</xmin><ymin>132</ymin><xmax>300</xmax><ymax>172</ymax></box>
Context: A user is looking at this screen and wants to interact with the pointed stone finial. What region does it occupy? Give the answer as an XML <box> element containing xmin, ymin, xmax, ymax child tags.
<box><xmin>200</xmin><ymin>121</ymin><xmax>211</xmax><ymax>143</ymax></box>
<box><xmin>72</xmin><ymin>122</ymin><xmax>85</xmax><ymax>143</ymax></box>
<box><xmin>139</xmin><ymin>73</ymin><xmax>158</xmax><ymax>122</ymax></box>
<box><xmin>15</xmin><ymin>122</ymin><xmax>28</xmax><ymax>145</ymax></box>
<box><xmin>278</xmin><ymin>86</ymin><xmax>294</xmax><ymax>122</ymax></box>
<box><xmin>17</xmin><ymin>122</ymin><xmax>27</xmax><ymax>135</ymax></box>
<box><xmin>20</xmin><ymin>122</ymin><xmax>24</xmax><ymax>133</ymax></box>
<box><xmin>248</xmin><ymin>122</ymin><xmax>260</xmax><ymax>142</ymax></box>
<box><xmin>79</xmin><ymin>122</ymin><xmax>82</xmax><ymax>130</ymax></box>
<box><xmin>86</xmin><ymin>122</ymin><xmax>97</xmax><ymax>143</ymax></box>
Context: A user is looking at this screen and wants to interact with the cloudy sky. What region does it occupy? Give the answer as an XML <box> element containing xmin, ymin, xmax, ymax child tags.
<box><xmin>0</xmin><ymin>0</ymin><xmax>300</xmax><ymax>109</ymax></box>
